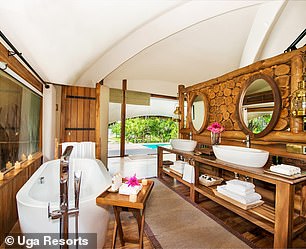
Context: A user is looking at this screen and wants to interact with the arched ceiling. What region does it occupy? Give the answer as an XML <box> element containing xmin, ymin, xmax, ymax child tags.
<box><xmin>0</xmin><ymin>0</ymin><xmax>305</xmax><ymax>96</ymax></box>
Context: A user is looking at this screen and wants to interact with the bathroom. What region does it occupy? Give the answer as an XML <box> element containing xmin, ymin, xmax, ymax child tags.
<box><xmin>0</xmin><ymin>1</ymin><xmax>306</xmax><ymax>248</ymax></box>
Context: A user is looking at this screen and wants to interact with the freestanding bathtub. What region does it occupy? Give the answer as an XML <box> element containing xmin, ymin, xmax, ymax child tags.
<box><xmin>16</xmin><ymin>158</ymin><xmax>112</xmax><ymax>248</ymax></box>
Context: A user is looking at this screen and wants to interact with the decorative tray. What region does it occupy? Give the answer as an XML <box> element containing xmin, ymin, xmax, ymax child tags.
<box><xmin>163</xmin><ymin>160</ymin><xmax>174</xmax><ymax>167</ymax></box>
<box><xmin>107</xmin><ymin>187</ymin><xmax>119</xmax><ymax>193</ymax></box>
<box><xmin>199</xmin><ymin>174</ymin><xmax>223</xmax><ymax>187</ymax></box>
<box><xmin>212</xmin><ymin>189</ymin><xmax>264</xmax><ymax>210</ymax></box>
<box><xmin>263</xmin><ymin>169</ymin><xmax>306</xmax><ymax>179</ymax></box>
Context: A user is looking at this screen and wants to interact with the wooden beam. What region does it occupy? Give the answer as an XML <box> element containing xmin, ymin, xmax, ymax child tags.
<box><xmin>96</xmin><ymin>83</ymin><xmax>101</xmax><ymax>159</ymax></box>
<box><xmin>120</xmin><ymin>79</ymin><xmax>127</xmax><ymax>157</ymax></box>
<box><xmin>178</xmin><ymin>85</ymin><xmax>185</xmax><ymax>132</ymax></box>
<box><xmin>290</xmin><ymin>54</ymin><xmax>304</xmax><ymax>133</ymax></box>
<box><xmin>274</xmin><ymin>182</ymin><xmax>294</xmax><ymax>248</ymax></box>
<box><xmin>60</xmin><ymin>86</ymin><xmax>67</xmax><ymax>145</ymax></box>
<box><xmin>151</xmin><ymin>93</ymin><xmax>178</xmax><ymax>100</ymax></box>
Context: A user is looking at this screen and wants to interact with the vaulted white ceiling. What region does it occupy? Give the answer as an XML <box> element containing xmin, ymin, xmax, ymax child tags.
<box><xmin>0</xmin><ymin>0</ymin><xmax>305</xmax><ymax>96</ymax></box>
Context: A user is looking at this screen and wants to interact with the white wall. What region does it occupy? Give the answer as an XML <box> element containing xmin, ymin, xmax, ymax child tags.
<box><xmin>42</xmin><ymin>85</ymin><xmax>56</xmax><ymax>162</ymax></box>
<box><xmin>109</xmin><ymin>97</ymin><xmax>178</xmax><ymax>124</ymax></box>
<box><xmin>104</xmin><ymin>79</ymin><xmax>179</xmax><ymax>97</ymax></box>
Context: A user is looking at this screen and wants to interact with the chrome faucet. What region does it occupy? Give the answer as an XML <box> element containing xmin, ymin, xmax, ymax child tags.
<box><xmin>48</xmin><ymin>146</ymin><xmax>82</xmax><ymax>249</ymax></box>
<box><xmin>243</xmin><ymin>135</ymin><xmax>251</xmax><ymax>148</ymax></box>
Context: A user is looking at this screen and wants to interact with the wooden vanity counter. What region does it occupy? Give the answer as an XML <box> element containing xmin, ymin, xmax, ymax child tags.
<box><xmin>157</xmin><ymin>146</ymin><xmax>306</xmax><ymax>248</ymax></box>
<box><xmin>158</xmin><ymin>146</ymin><xmax>306</xmax><ymax>185</ymax></box>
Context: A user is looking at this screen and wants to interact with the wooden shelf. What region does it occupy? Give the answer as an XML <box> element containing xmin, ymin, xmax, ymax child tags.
<box><xmin>162</xmin><ymin>167</ymin><xmax>191</xmax><ymax>187</ymax></box>
<box><xmin>194</xmin><ymin>184</ymin><xmax>275</xmax><ymax>234</ymax></box>
<box><xmin>293</xmin><ymin>217</ymin><xmax>306</xmax><ymax>237</ymax></box>
<box><xmin>157</xmin><ymin>145</ymin><xmax>306</xmax><ymax>248</ymax></box>
<box><xmin>160</xmin><ymin>146</ymin><xmax>306</xmax><ymax>185</ymax></box>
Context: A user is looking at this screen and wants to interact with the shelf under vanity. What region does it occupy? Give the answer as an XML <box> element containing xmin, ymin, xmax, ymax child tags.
<box><xmin>157</xmin><ymin>146</ymin><xmax>306</xmax><ymax>249</ymax></box>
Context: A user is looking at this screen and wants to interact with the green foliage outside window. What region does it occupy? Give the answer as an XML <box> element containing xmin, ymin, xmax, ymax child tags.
<box><xmin>248</xmin><ymin>114</ymin><xmax>272</xmax><ymax>134</ymax></box>
<box><xmin>109</xmin><ymin>117</ymin><xmax>178</xmax><ymax>143</ymax></box>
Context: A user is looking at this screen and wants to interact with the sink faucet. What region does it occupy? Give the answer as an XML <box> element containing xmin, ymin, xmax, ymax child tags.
<box><xmin>243</xmin><ymin>135</ymin><xmax>251</xmax><ymax>148</ymax></box>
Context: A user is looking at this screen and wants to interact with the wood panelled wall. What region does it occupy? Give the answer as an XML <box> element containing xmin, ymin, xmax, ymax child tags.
<box><xmin>60</xmin><ymin>86</ymin><xmax>96</xmax><ymax>142</ymax></box>
<box><xmin>0</xmin><ymin>153</ymin><xmax>42</xmax><ymax>245</ymax></box>
<box><xmin>60</xmin><ymin>85</ymin><xmax>100</xmax><ymax>158</ymax></box>
<box><xmin>0</xmin><ymin>42</ymin><xmax>42</xmax><ymax>93</ymax></box>
<box><xmin>0</xmin><ymin>41</ymin><xmax>44</xmax><ymax>245</ymax></box>
<box><xmin>180</xmin><ymin>46</ymin><xmax>306</xmax><ymax>160</ymax></box>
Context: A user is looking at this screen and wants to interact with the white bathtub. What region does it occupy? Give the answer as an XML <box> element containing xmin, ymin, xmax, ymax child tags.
<box><xmin>16</xmin><ymin>158</ymin><xmax>112</xmax><ymax>248</ymax></box>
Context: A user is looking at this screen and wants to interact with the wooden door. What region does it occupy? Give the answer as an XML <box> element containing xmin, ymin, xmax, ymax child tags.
<box><xmin>60</xmin><ymin>86</ymin><xmax>97</xmax><ymax>143</ymax></box>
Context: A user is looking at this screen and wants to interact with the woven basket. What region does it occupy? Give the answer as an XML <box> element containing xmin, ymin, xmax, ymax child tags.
<box><xmin>199</xmin><ymin>174</ymin><xmax>223</xmax><ymax>187</ymax></box>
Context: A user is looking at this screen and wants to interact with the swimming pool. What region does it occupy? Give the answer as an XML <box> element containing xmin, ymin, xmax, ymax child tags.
<box><xmin>143</xmin><ymin>143</ymin><xmax>170</xmax><ymax>149</ymax></box>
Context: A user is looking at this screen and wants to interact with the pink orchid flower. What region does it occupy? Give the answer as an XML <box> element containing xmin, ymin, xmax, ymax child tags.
<box><xmin>127</xmin><ymin>174</ymin><xmax>140</xmax><ymax>187</ymax></box>
<box><xmin>207</xmin><ymin>122</ymin><xmax>225</xmax><ymax>134</ymax></box>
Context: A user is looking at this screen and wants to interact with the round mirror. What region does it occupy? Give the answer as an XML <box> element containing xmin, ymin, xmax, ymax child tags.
<box><xmin>188</xmin><ymin>93</ymin><xmax>208</xmax><ymax>134</ymax></box>
<box><xmin>237</xmin><ymin>74</ymin><xmax>281</xmax><ymax>138</ymax></box>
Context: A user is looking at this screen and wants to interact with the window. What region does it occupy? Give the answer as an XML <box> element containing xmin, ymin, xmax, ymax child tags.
<box><xmin>0</xmin><ymin>70</ymin><xmax>41</xmax><ymax>170</ymax></box>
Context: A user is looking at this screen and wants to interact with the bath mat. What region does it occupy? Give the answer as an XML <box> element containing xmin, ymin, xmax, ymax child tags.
<box><xmin>145</xmin><ymin>179</ymin><xmax>252</xmax><ymax>249</ymax></box>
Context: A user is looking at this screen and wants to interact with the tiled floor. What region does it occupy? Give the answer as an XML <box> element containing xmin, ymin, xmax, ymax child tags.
<box><xmin>108</xmin><ymin>142</ymin><xmax>171</xmax><ymax>157</ymax></box>
<box><xmin>107</xmin><ymin>153</ymin><xmax>176</xmax><ymax>178</ymax></box>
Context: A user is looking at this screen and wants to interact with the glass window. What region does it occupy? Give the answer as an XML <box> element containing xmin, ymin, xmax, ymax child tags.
<box><xmin>0</xmin><ymin>70</ymin><xmax>41</xmax><ymax>170</ymax></box>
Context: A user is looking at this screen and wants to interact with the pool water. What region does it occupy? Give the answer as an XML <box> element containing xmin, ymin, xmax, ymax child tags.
<box><xmin>143</xmin><ymin>143</ymin><xmax>170</xmax><ymax>149</ymax></box>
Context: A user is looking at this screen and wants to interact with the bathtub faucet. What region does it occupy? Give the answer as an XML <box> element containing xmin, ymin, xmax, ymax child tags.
<box><xmin>48</xmin><ymin>146</ymin><xmax>82</xmax><ymax>249</ymax></box>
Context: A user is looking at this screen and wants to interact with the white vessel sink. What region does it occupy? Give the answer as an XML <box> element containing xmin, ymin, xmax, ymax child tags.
<box><xmin>212</xmin><ymin>145</ymin><xmax>269</xmax><ymax>168</ymax></box>
<box><xmin>170</xmin><ymin>139</ymin><xmax>197</xmax><ymax>152</ymax></box>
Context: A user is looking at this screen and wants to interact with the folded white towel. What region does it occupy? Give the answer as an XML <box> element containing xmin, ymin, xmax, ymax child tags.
<box><xmin>225</xmin><ymin>185</ymin><xmax>255</xmax><ymax>196</ymax></box>
<box><xmin>170</xmin><ymin>165</ymin><xmax>184</xmax><ymax>174</ymax></box>
<box><xmin>270</xmin><ymin>164</ymin><xmax>301</xmax><ymax>176</ymax></box>
<box><xmin>119</xmin><ymin>183</ymin><xmax>142</xmax><ymax>195</ymax></box>
<box><xmin>182</xmin><ymin>163</ymin><xmax>194</xmax><ymax>184</ymax></box>
<box><xmin>226</xmin><ymin>179</ymin><xmax>255</xmax><ymax>192</ymax></box>
<box><xmin>174</xmin><ymin>161</ymin><xmax>185</xmax><ymax>170</ymax></box>
<box><xmin>217</xmin><ymin>185</ymin><xmax>261</xmax><ymax>204</ymax></box>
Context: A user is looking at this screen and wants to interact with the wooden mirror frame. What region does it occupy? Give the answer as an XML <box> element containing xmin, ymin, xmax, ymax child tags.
<box><xmin>236</xmin><ymin>73</ymin><xmax>282</xmax><ymax>138</ymax></box>
<box><xmin>183</xmin><ymin>93</ymin><xmax>188</xmax><ymax>129</ymax></box>
<box><xmin>188</xmin><ymin>92</ymin><xmax>209</xmax><ymax>134</ymax></box>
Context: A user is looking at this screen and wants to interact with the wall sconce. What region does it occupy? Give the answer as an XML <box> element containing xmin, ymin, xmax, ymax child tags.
<box><xmin>291</xmin><ymin>76</ymin><xmax>306</xmax><ymax>117</ymax></box>
<box><xmin>0</xmin><ymin>61</ymin><xmax>8</xmax><ymax>70</ymax></box>
<box><xmin>173</xmin><ymin>106</ymin><xmax>181</xmax><ymax>122</ymax></box>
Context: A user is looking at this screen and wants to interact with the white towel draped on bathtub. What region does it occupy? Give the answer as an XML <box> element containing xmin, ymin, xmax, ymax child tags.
<box><xmin>62</xmin><ymin>142</ymin><xmax>95</xmax><ymax>159</ymax></box>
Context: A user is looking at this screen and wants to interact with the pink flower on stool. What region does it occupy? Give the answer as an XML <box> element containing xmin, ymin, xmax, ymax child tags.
<box><xmin>207</xmin><ymin>122</ymin><xmax>225</xmax><ymax>134</ymax></box>
<box><xmin>127</xmin><ymin>174</ymin><xmax>140</xmax><ymax>187</ymax></box>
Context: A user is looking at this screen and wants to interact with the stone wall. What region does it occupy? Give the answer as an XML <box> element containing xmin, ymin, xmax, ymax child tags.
<box><xmin>179</xmin><ymin>46</ymin><xmax>306</xmax><ymax>159</ymax></box>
